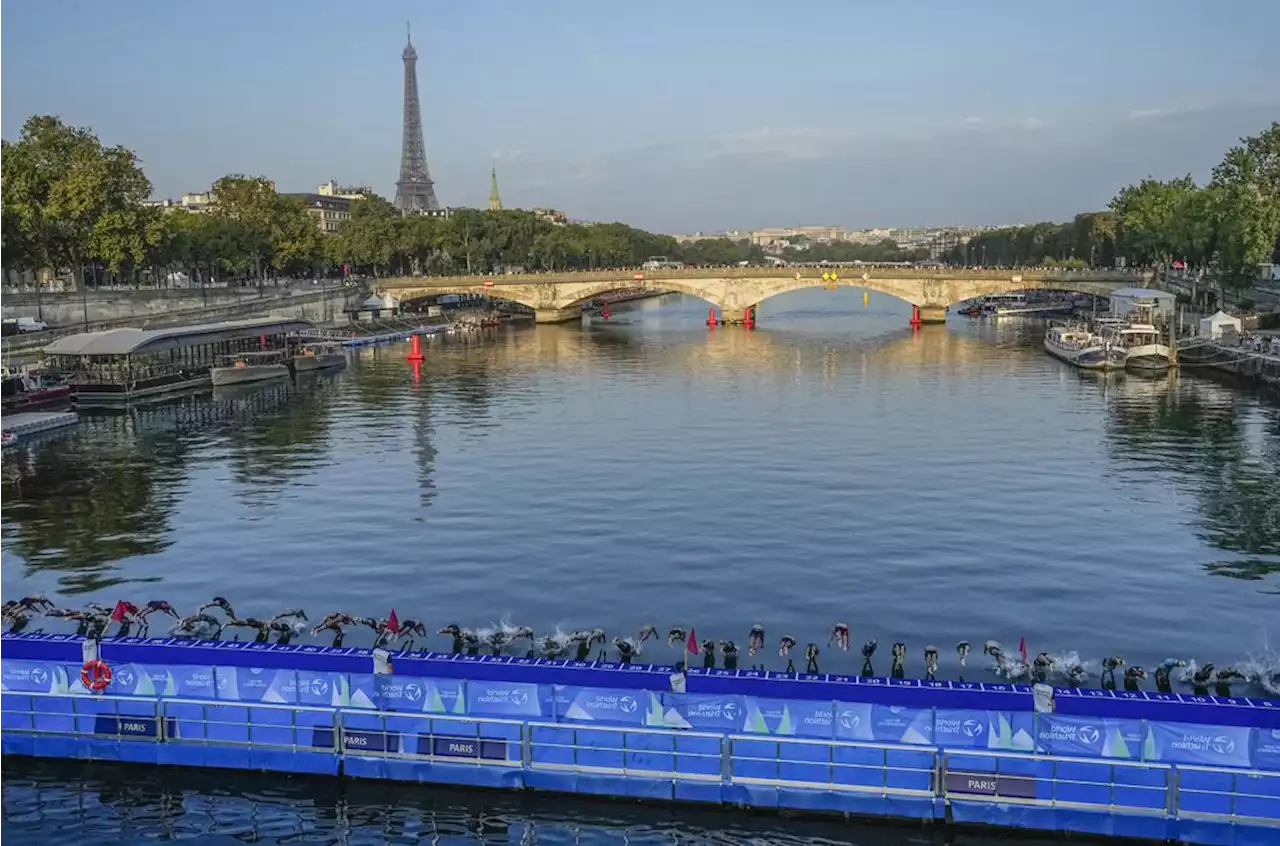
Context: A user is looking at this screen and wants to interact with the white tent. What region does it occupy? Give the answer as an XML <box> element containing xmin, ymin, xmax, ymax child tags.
<box><xmin>1199</xmin><ymin>310</ymin><xmax>1241</xmax><ymax>339</ymax></box>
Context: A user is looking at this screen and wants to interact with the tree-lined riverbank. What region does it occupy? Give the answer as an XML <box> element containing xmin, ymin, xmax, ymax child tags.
<box><xmin>949</xmin><ymin>123</ymin><xmax>1280</xmax><ymax>289</ymax></box>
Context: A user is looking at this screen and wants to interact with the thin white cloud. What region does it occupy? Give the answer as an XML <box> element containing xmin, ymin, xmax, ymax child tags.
<box><xmin>705</xmin><ymin>126</ymin><xmax>863</xmax><ymax>160</ymax></box>
<box><xmin>1129</xmin><ymin>107</ymin><xmax>1180</xmax><ymax>120</ymax></box>
<box><xmin>962</xmin><ymin>116</ymin><xmax>984</xmax><ymax>126</ymax></box>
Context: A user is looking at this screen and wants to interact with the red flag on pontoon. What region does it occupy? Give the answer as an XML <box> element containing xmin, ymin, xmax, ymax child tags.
<box><xmin>111</xmin><ymin>600</ymin><xmax>127</xmax><ymax>623</ymax></box>
<box><xmin>1019</xmin><ymin>637</ymin><xmax>1027</xmax><ymax>664</ymax></box>
<box><xmin>687</xmin><ymin>627</ymin><xmax>698</xmax><ymax>655</ymax></box>
<box><xmin>387</xmin><ymin>609</ymin><xmax>401</xmax><ymax>634</ymax></box>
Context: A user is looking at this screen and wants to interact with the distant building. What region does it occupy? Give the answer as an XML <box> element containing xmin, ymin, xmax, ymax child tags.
<box><xmin>141</xmin><ymin>193</ymin><xmax>213</xmax><ymax>213</ymax></box>
<box><xmin>845</xmin><ymin>228</ymin><xmax>894</xmax><ymax>244</ymax></box>
<box><xmin>533</xmin><ymin>207</ymin><xmax>568</xmax><ymax>226</ymax></box>
<box><xmin>673</xmin><ymin>231</ymin><xmax>749</xmax><ymax>243</ymax></box>
<box><xmin>488</xmin><ymin>167</ymin><xmax>503</xmax><ymax>211</ymax></box>
<box><xmin>317</xmin><ymin>179</ymin><xmax>372</xmax><ymax>200</ymax></box>
<box><xmin>180</xmin><ymin>192</ymin><xmax>214</xmax><ymax>212</ymax></box>
<box><xmin>405</xmin><ymin>207</ymin><xmax>453</xmax><ymax>219</ymax></box>
<box><xmin>281</xmin><ymin>193</ymin><xmax>352</xmax><ymax>234</ymax></box>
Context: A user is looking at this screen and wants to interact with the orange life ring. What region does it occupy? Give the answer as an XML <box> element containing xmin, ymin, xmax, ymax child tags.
<box><xmin>81</xmin><ymin>659</ymin><xmax>112</xmax><ymax>692</ymax></box>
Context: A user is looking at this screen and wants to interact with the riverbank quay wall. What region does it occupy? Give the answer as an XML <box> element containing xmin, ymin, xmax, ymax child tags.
<box><xmin>2</xmin><ymin>635</ymin><xmax>1276</xmax><ymax>845</ymax></box>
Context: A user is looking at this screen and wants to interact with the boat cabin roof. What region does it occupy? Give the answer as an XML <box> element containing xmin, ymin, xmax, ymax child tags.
<box><xmin>44</xmin><ymin>317</ymin><xmax>313</xmax><ymax>357</ymax></box>
<box><xmin>221</xmin><ymin>350</ymin><xmax>286</xmax><ymax>360</ymax></box>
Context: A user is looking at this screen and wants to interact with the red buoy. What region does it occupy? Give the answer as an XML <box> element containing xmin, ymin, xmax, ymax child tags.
<box><xmin>910</xmin><ymin>305</ymin><xmax>922</xmax><ymax>328</ymax></box>
<box><xmin>407</xmin><ymin>333</ymin><xmax>424</xmax><ymax>361</ymax></box>
<box><xmin>706</xmin><ymin>308</ymin><xmax>718</xmax><ymax>327</ymax></box>
<box><xmin>744</xmin><ymin>306</ymin><xmax>756</xmax><ymax>329</ymax></box>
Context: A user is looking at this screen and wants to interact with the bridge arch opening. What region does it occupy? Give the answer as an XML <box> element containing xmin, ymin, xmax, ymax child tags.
<box><xmin>396</xmin><ymin>288</ymin><xmax>542</xmax><ymax>312</ymax></box>
<box><xmin>558</xmin><ymin>280</ymin><xmax>723</xmax><ymax>311</ymax></box>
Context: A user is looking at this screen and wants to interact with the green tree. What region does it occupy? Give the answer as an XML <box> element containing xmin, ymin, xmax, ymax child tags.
<box><xmin>209</xmin><ymin>174</ymin><xmax>279</xmax><ymax>283</ymax></box>
<box><xmin>270</xmin><ymin>196</ymin><xmax>324</xmax><ymax>277</ymax></box>
<box><xmin>332</xmin><ymin>195</ymin><xmax>400</xmax><ymax>276</ymax></box>
<box><xmin>531</xmin><ymin>226</ymin><xmax>586</xmax><ymax>271</ymax></box>
<box><xmin>1210</xmin><ymin>145</ymin><xmax>1280</xmax><ymax>288</ymax></box>
<box><xmin>1109</xmin><ymin>176</ymin><xmax>1200</xmax><ymax>265</ymax></box>
<box><xmin>397</xmin><ymin>213</ymin><xmax>443</xmax><ymax>275</ymax></box>
<box><xmin>1</xmin><ymin>115</ymin><xmax>154</xmax><ymax>289</ymax></box>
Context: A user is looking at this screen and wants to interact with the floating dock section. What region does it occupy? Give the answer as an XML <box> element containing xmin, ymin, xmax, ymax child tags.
<box><xmin>2</xmin><ymin>633</ymin><xmax>1276</xmax><ymax>845</ymax></box>
<box><xmin>1</xmin><ymin>411</ymin><xmax>78</xmax><ymax>446</ymax></box>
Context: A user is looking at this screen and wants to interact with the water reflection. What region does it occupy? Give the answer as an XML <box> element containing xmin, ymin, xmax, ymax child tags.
<box><xmin>0</xmin><ymin>415</ymin><xmax>185</xmax><ymax>593</ymax></box>
<box><xmin>967</xmin><ymin>315</ymin><xmax>1280</xmax><ymax>591</ymax></box>
<box><xmin>0</xmin><ymin>757</ymin><xmax>1070</xmax><ymax>846</ymax></box>
<box><xmin>1</xmin><ymin>373</ymin><xmax>346</xmax><ymax>592</ymax></box>
<box><xmin>217</xmin><ymin>375</ymin><xmax>339</xmax><ymax>504</ymax></box>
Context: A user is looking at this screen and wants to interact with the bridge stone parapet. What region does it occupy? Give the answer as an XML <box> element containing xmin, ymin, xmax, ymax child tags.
<box><xmin>378</xmin><ymin>267</ymin><xmax>1148</xmax><ymax>324</ymax></box>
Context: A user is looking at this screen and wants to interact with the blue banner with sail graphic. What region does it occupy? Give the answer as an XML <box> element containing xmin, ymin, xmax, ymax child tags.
<box><xmin>1036</xmin><ymin>713</ymin><xmax>1143</xmax><ymax>759</ymax></box>
<box><xmin>553</xmin><ymin>685</ymin><xmax>661</xmax><ymax>726</ymax></box>
<box><xmin>663</xmin><ymin>693</ymin><xmax>746</xmax><ymax>731</ymax></box>
<box><xmin>934</xmin><ymin>708</ymin><xmax>1034</xmax><ymax>751</ymax></box>
<box><xmin>0</xmin><ymin>660</ymin><xmax>68</xmax><ymax>694</ymax></box>
<box><xmin>741</xmin><ymin>696</ymin><xmax>835</xmax><ymax>738</ymax></box>
<box><xmin>466</xmin><ymin>681</ymin><xmax>549</xmax><ymax>718</ymax></box>
<box><xmin>215</xmin><ymin>666</ymin><xmax>299</xmax><ymax>704</ymax></box>
<box><xmin>832</xmin><ymin>701</ymin><xmax>934</xmax><ymax>745</ymax></box>
<box><xmin>378</xmin><ymin>676</ymin><xmax>465</xmax><ymax>714</ymax></box>
<box><xmin>1144</xmin><ymin>720</ymin><xmax>1253</xmax><ymax>768</ymax></box>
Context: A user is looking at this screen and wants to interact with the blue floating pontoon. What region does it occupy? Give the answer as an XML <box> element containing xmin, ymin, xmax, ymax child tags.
<box><xmin>2</xmin><ymin>633</ymin><xmax>1276</xmax><ymax>845</ymax></box>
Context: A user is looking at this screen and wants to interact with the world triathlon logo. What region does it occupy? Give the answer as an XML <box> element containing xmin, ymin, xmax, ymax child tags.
<box><xmin>1077</xmin><ymin>725</ymin><xmax>1101</xmax><ymax>746</ymax></box>
<box><xmin>404</xmin><ymin>683</ymin><xmax>423</xmax><ymax>702</ymax></box>
<box><xmin>962</xmin><ymin>719</ymin><xmax>985</xmax><ymax>738</ymax></box>
<box><xmin>509</xmin><ymin>688</ymin><xmax>529</xmax><ymax>707</ymax></box>
<box><xmin>720</xmin><ymin>701</ymin><xmax>739</xmax><ymax>723</ymax></box>
<box><xmin>619</xmin><ymin>696</ymin><xmax>638</xmax><ymax>714</ymax></box>
<box><xmin>1212</xmin><ymin>736</ymin><xmax>1236</xmax><ymax>756</ymax></box>
<box><xmin>30</xmin><ymin>667</ymin><xmax>49</xmax><ymax>687</ymax></box>
<box><xmin>310</xmin><ymin>678</ymin><xmax>330</xmax><ymax>697</ymax></box>
<box><xmin>839</xmin><ymin>710</ymin><xmax>861</xmax><ymax>730</ymax></box>
<box><xmin>115</xmin><ymin>668</ymin><xmax>136</xmax><ymax>688</ymax></box>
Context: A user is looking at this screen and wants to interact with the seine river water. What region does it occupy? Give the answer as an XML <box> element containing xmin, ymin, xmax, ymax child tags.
<box><xmin>3</xmin><ymin>288</ymin><xmax>1278</xmax><ymax>843</ymax></box>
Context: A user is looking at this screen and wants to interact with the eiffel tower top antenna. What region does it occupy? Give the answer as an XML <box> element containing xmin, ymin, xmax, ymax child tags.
<box><xmin>406</xmin><ymin>21</ymin><xmax>411</xmax><ymax>45</ymax></box>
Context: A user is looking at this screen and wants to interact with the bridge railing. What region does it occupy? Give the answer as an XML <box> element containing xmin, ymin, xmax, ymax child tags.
<box><xmin>727</xmin><ymin>733</ymin><xmax>937</xmax><ymax>797</ymax></box>
<box><xmin>941</xmin><ymin>747</ymin><xmax>1173</xmax><ymax>815</ymax></box>
<box><xmin>376</xmin><ymin>266</ymin><xmax>1148</xmax><ymax>286</ymax></box>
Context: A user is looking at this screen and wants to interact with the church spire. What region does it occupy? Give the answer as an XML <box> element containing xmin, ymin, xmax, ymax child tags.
<box><xmin>488</xmin><ymin>166</ymin><xmax>503</xmax><ymax>211</ymax></box>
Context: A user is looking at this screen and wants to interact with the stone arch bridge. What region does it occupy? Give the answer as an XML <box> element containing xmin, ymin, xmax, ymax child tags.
<box><xmin>377</xmin><ymin>267</ymin><xmax>1149</xmax><ymax>324</ymax></box>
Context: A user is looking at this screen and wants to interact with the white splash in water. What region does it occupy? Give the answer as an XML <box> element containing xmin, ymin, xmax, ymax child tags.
<box><xmin>1239</xmin><ymin>648</ymin><xmax>1280</xmax><ymax>697</ymax></box>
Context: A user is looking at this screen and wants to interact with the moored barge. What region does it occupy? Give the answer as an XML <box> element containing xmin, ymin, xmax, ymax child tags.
<box><xmin>43</xmin><ymin>317</ymin><xmax>313</xmax><ymax>406</ymax></box>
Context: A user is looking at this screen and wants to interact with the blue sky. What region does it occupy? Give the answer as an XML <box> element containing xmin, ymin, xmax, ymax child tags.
<box><xmin>3</xmin><ymin>1</ymin><xmax>1277</xmax><ymax>232</ymax></box>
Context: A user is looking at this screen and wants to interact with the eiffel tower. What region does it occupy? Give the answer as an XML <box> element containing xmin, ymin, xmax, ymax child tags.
<box><xmin>394</xmin><ymin>24</ymin><xmax>441</xmax><ymax>213</ymax></box>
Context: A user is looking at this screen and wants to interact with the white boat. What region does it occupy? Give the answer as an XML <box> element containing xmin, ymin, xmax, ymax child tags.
<box><xmin>1044</xmin><ymin>325</ymin><xmax>1126</xmax><ymax>370</ymax></box>
<box><xmin>292</xmin><ymin>341</ymin><xmax>346</xmax><ymax>373</ymax></box>
<box><xmin>1099</xmin><ymin>321</ymin><xmax>1173</xmax><ymax>372</ymax></box>
<box><xmin>210</xmin><ymin>351</ymin><xmax>290</xmax><ymax>386</ymax></box>
<box><xmin>980</xmin><ymin>292</ymin><xmax>1075</xmax><ymax>317</ymax></box>
<box><xmin>1095</xmin><ymin>304</ymin><xmax>1173</xmax><ymax>373</ymax></box>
